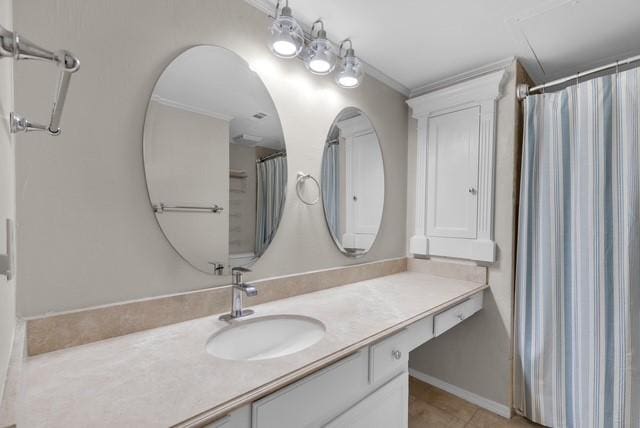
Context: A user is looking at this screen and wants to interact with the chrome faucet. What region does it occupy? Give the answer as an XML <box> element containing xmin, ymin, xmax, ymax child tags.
<box><xmin>219</xmin><ymin>267</ymin><xmax>257</xmax><ymax>321</ymax></box>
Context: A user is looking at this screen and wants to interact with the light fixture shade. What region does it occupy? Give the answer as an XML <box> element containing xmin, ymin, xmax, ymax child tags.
<box><xmin>303</xmin><ymin>30</ymin><xmax>336</xmax><ymax>75</ymax></box>
<box><xmin>335</xmin><ymin>49</ymin><xmax>363</xmax><ymax>88</ymax></box>
<box><xmin>269</xmin><ymin>7</ymin><xmax>304</xmax><ymax>59</ymax></box>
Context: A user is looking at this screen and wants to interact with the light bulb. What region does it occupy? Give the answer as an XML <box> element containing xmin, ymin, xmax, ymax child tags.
<box><xmin>338</xmin><ymin>75</ymin><xmax>359</xmax><ymax>88</ymax></box>
<box><xmin>310</xmin><ymin>59</ymin><xmax>331</xmax><ymax>73</ymax></box>
<box><xmin>273</xmin><ymin>39</ymin><xmax>297</xmax><ymax>57</ymax></box>
<box><xmin>304</xmin><ymin>29</ymin><xmax>336</xmax><ymax>75</ymax></box>
<box><xmin>335</xmin><ymin>47</ymin><xmax>363</xmax><ymax>88</ymax></box>
<box><xmin>269</xmin><ymin>6</ymin><xmax>304</xmax><ymax>59</ymax></box>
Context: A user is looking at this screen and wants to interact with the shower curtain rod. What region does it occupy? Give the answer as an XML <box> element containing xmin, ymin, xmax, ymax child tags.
<box><xmin>517</xmin><ymin>53</ymin><xmax>640</xmax><ymax>100</ymax></box>
<box><xmin>256</xmin><ymin>151</ymin><xmax>286</xmax><ymax>163</ymax></box>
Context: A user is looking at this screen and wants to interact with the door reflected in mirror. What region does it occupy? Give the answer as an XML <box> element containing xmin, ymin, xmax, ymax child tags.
<box><xmin>321</xmin><ymin>107</ymin><xmax>384</xmax><ymax>257</ymax></box>
<box><xmin>143</xmin><ymin>46</ymin><xmax>287</xmax><ymax>275</ymax></box>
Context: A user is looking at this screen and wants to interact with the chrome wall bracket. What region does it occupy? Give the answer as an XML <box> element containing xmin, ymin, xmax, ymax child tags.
<box><xmin>516</xmin><ymin>83</ymin><xmax>530</xmax><ymax>101</ymax></box>
<box><xmin>0</xmin><ymin>24</ymin><xmax>80</xmax><ymax>136</ymax></box>
<box><xmin>0</xmin><ymin>219</ymin><xmax>14</xmax><ymax>281</ymax></box>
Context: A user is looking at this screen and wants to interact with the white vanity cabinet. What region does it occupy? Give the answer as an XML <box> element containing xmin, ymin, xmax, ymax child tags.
<box><xmin>251</xmin><ymin>331</ymin><xmax>409</xmax><ymax>428</ymax></box>
<box><xmin>251</xmin><ymin>350</ymin><xmax>372</xmax><ymax>427</ymax></box>
<box><xmin>206</xmin><ymin>291</ymin><xmax>484</xmax><ymax>428</ymax></box>
<box><xmin>406</xmin><ymin>70</ymin><xmax>506</xmax><ymax>262</ymax></box>
<box><xmin>324</xmin><ymin>373</ymin><xmax>408</xmax><ymax>428</ymax></box>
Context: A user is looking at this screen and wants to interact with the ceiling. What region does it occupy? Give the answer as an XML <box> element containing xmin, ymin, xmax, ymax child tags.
<box><xmin>247</xmin><ymin>0</ymin><xmax>640</xmax><ymax>95</ymax></box>
<box><xmin>153</xmin><ymin>45</ymin><xmax>284</xmax><ymax>150</ymax></box>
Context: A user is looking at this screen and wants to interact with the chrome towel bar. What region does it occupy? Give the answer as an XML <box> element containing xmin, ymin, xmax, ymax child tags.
<box><xmin>0</xmin><ymin>24</ymin><xmax>80</xmax><ymax>136</ymax></box>
<box><xmin>296</xmin><ymin>171</ymin><xmax>320</xmax><ymax>205</ymax></box>
<box><xmin>153</xmin><ymin>204</ymin><xmax>224</xmax><ymax>214</ymax></box>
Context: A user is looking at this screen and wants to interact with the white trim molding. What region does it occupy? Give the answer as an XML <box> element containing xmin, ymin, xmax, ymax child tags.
<box><xmin>408</xmin><ymin>368</ymin><xmax>512</xmax><ymax>419</ymax></box>
<box><xmin>407</xmin><ymin>70</ymin><xmax>505</xmax><ymax>116</ymax></box>
<box><xmin>406</xmin><ymin>69</ymin><xmax>505</xmax><ymax>262</ymax></box>
<box><xmin>409</xmin><ymin>57</ymin><xmax>515</xmax><ymax>98</ymax></box>
<box><xmin>150</xmin><ymin>95</ymin><xmax>234</xmax><ymax>122</ymax></box>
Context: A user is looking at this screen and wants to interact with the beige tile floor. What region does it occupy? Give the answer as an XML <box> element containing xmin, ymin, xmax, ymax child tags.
<box><xmin>409</xmin><ymin>376</ymin><xmax>543</xmax><ymax>428</ymax></box>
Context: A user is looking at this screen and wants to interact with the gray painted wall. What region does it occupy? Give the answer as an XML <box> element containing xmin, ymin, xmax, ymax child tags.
<box><xmin>13</xmin><ymin>0</ymin><xmax>408</xmax><ymax>317</ymax></box>
<box><xmin>407</xmin><ymin>61</ymin><xmax>521</xmax><ymax>408</ymax></box>
<box><xmin>0</xmin><ymin>0</ymin><xmax>16</xmax><ymax>402</ymax></box>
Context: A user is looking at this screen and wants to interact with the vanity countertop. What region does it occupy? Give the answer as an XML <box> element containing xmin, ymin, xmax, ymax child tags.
<box><xmin>14</xmin><ymin>271</ymin><xmax>487</xmax><ymax>427</ymax></box>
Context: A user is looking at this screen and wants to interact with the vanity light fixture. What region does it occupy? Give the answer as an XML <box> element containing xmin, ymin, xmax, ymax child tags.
<box><xmin>266</xmin><ymin>7</ymin><xmax>363</xmax><ymax>90</ymax></box>
<box><xmin>302</xmin><ymin>19</ymin><xmax>336</xmax><ymax>75</ymax></box>
<box><xmin>335</xmin><ymin>39</ymin><xmax>363</xmax><ymax>88</ymax></box>
<box><xmin>269</xmin><ymin>0</ymin><xmax>305</xmax><ymax>58</ymax></box>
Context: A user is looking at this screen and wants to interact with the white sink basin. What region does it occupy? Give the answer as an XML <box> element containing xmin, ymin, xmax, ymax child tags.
<box><xmin>206</xmin><ymin>315</ymin><xmax>326</xmax><ymax>361</ymax></box>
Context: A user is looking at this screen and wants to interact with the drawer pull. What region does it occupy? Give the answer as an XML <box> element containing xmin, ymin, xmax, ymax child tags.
<box><xmin>391</xmin><ymin>350</ymin><xmax>402</xmax><ymax>360</ymax></box>
<box><xmin>456</xmin><ymin>313</ymin><xmax>466</xmax><ymax>321</ymax></box>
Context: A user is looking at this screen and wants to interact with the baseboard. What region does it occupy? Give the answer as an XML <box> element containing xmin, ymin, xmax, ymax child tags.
<box><xmin>408</xmin><ymin>368</ymin><xmax>511</xmax><ymax>419</ymax></box>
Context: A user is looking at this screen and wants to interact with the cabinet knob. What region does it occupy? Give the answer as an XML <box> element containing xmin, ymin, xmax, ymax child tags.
<box><xmin>457</xmin><ymin>313</ymin><xmax>466</xmax><ymax>321</ymax></box>
<box><xmin>392</xmin><ymin>350</ymin><xmax>402</xmax><ymax>360</ymax></box>
<box><xmin>468</xmin><ymin>187</ymin><xmax>476</xmax><ymax>195</ymax></box>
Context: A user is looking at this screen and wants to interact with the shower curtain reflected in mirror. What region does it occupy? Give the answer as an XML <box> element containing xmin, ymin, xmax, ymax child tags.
<box><xmin>322</xmin><ymin>142</ymin><xmax>340</xmax><ymax>236</ymax></box>
<box><xmin>514</xmin><ymin>68</ymin><xmax>640</xmax><ymax>428</ymax></box>
<box><xmin>255</xmin><ymin>155</ymin><xmax>287</xmax><ymax>257</ymax></box>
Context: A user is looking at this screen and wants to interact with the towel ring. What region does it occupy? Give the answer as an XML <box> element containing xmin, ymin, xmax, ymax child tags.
<box><xmin>296</xmin><ymin>172</ymin><xmax>320</xmax><ymax>205</ymax></box>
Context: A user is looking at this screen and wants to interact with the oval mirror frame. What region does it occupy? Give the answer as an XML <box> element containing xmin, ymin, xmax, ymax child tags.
<box><xmin>321</xmin><ymin>107</ymin><xmax>385</xmax><ymax>257</ymax></box>
<box><xmin>142</xmin><ymin>45</ymin><xmax>287</xmax><ymax>275</ymax></box>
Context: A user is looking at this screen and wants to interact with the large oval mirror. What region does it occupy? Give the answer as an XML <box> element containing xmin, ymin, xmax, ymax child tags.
<box><xmin>321</xmin><ymin>107</ymin><xmax>384</xmax><ymax>257</ymax></box>
<box><xmin>143</xmin><ymin>46</ymin><xmax>287</xmax><ymax>274</ymax></box>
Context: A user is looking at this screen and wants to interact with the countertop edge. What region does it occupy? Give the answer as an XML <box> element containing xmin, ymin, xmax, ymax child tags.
<box><xmin>175</xmin><ymin>283</ymin><xmax>489</xmax><ymax>427</ymax></box>
<box><xmin>0</xmin><ymin>321</ymin><xmax>25</xmax><ymax>428</ymax></box>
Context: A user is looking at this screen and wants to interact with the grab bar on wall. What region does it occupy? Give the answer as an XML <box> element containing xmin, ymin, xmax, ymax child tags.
<box><xmin>0</xmin><ymin>24</ymin><xmax>80</xmax><ymax>136</ymax></box>
<box><xmin>153</xmin><ymin>204</ymin><xmax>224</xmax><ymax>214</ymax></box>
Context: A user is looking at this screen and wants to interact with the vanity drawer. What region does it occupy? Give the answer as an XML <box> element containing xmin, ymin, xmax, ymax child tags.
<box><xmin>405</xmin><ymin>315</ymin><xmax>434</xmax><ymax>351</ymax></box>
<box><xmin>433</xmin><ymin>292</ymin><xmax>483</xmax><ymax>336</ymax></box>
<box><xmin>368</xmin><ymin>330</ymin><xmax>408</xmax><ymax>385</ymax></box>
<box><xmin>252</xmin><ymin>350</ymin><xmax>369</xmax><ymax>428</ymax></box>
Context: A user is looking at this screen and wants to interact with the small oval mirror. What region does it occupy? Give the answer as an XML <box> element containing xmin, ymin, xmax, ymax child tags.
<box><xmin>321</xmin><ymin>107</ymin><xmax>384</xmax><ymax>257</ymax></box>
<box><xmin>143</xmin><ymin>46</ymin><xmax>287</xmax><ymax>274</ymax></box>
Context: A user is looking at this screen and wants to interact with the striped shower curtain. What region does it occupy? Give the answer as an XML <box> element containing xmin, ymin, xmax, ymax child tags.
<box><xmin>514</xmin><ymin>69</ymin><xmax>640</xmax><ymax>427</ymax></box>
<box><xmin>255</xmin><ymin>155</ymin><xmax>287</xmax><ymax>256</ymax></box>
<box><xmin>322</xmin><ymin>143</ymin><xmax>340</xmax><ymax>237</ymax></box>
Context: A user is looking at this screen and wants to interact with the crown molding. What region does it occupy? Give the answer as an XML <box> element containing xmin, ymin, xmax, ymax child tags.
<box><xmin>335</xmin><ymin>114</ymin><xmax>374</xmax><ymax>138</ymax></box>
<box><xmin>243</xmin><ymin>0</ymin><xmax>411</xmax><ymax>97</ymax></box>
<box><xmin>244</xmin><ymin>0</ymin><xmax>273</xmax><ymax>16</ymax></box>
<box><xmin>409</xmin><ymin>57</ymin><xmax>515</xmax><ymax>98</ymax></box>
<box><xmin>407</xmin><ymin>69</ymin><xmax>506</xmax><ymax>118</ymax></box>
<box><xmin>150</xmin><ymin>95</ymin><xmax>234</xmax><ymax>122</ymax></box>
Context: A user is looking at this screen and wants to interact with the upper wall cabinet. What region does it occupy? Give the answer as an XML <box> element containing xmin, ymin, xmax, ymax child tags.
<box><xmin>406</xmin><ymin>70</ymin><xmax>505</xmax><ymax>262</ymax></box>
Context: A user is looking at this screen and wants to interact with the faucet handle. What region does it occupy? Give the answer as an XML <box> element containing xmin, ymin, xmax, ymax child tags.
<box><xmin>231</xmin><ymin>266</ymin><xmax>251</xmax><ymax>285</ymax></box>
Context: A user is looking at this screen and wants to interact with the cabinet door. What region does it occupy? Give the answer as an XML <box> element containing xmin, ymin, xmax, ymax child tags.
<box><xmin>426</xmin><ymin>106</ymin><xmax>479</xmax><ymax>239</ymax></box>
<box><xmin>252</xmin><ymin>351</ymin><xmax>369</xmax><ymax>428</ymax></box>
<box><xmin>324</xmin><ymin>372</ymin><xmax>408</xmax><ymax>428</ymax></box>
